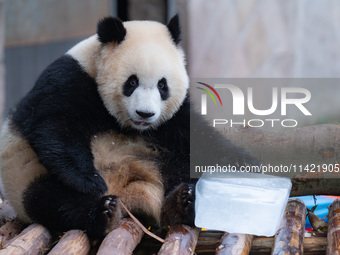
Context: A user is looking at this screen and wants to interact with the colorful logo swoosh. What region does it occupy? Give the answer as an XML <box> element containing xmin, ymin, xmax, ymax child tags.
<box><xmin>196</xmin><ymin>82</ymin><xmax>223</xmax><ymax>106</ymax></box>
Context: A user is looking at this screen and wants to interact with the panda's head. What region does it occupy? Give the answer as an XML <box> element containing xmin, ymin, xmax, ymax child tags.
<box><xmin>95</xmin><ymin>16</ymin><xmax>189</xmax><ymax>131</ymax></box>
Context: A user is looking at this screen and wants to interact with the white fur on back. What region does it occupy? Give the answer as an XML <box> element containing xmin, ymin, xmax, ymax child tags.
<box><xmin>0</xmin><ymin>120</ymin><xmax>47</xmax><ymax>223</ymax></box>
<box><xmin>66</xmin><ymin>35</ymin><xmax>100</xmax><ymax>78</ymax></box>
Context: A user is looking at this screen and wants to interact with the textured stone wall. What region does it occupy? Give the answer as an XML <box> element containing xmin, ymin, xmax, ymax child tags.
<box><xmin>182</xmin><ymin>0</ymin><xmax>340</xmax><ymax>78</ymax></box>
<box><xmin>180</xmin><ymin>0</ymin><xmax>340</xmax><ymax>126</ymax></box>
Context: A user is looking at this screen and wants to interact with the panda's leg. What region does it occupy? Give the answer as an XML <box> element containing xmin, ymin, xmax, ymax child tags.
<box><xmin>23</xmin><ymin>175</ymin><xmax>122</xmax><ymax>239</ymax></box>
<box><xmin>161</xmin><ymin>183</ymin><xmax>196</xmax><ymax>227</ymax></box>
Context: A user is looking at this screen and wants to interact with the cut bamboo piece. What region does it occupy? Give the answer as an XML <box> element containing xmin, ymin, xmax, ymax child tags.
<box><xmin>327</xmin><ymin>199</ymin><xmax>340</xmax><ymax>254</ymax></box>
<box><xmin>0</xmin><ymin>218</ymin><xmax>25</xmax><ymax>248</ymax></box>
<box><xmin>48</xmin><ymin>230</ymin><xmax>90</xmax><ymax>255</ymax></box>
<box><xmin>272</xmin><ymin>198</ymin><xmax>306</xmax><ymax>255</ymax></box>
<box><xmin>97</xmin><ymin>218</ymin><xmax>144</xmax><ymax>255</ymax></box>
<box><xmin>215</xmin><ymin>233</ymin><xmax>253</xmax><ymax>255</ymax></box>
<box><xmin>0</xmin><ymin>223</ymin><xmax>51</xmax><ymax>255</ymax></box>
<box><xmin>158</xmin><ymin>225</ymin><xmax>200</xmax><ymax>255</ymax></box>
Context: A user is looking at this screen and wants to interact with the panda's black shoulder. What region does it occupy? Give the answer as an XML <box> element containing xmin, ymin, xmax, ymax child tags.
<box><xmin>12</xmin><ymin>54</ymin><xmax>117</xmax><ymax>137</ymax></box>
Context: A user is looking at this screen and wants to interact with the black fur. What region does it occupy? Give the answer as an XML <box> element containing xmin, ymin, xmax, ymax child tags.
<box><xmin>23</xmin><ymin>175</ymin><xmax>121</xmax><ymax>239</ymax></box>
<box><xmin>97</xmin><ymin>17</ymin><xmax>126</xmax><ymax>44</ymax></box>
<box><xmin>12</xmin><ymin>55</ymin><xmax>118</xmax><ymax>195</ymax></box>
<box><xmin>123</xmin><ymin>74</ymin><xmax>139</xmax><ymax>97</ymax></box>
<box><xmin>158</xmin><ymin>78</ymin><xmax>169</xmax><ymax>100</ymax></box>
<box><xmin>167</xmin><ymin>14</ymin><xmax>181</xmax><ymax>45</ymax></box>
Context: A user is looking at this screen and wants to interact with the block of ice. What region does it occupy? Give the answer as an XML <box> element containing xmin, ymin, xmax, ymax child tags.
<box><xmin>195</xmin><ymin>172</ymin><xmax>291</xmax><ymax>236</ymax></box>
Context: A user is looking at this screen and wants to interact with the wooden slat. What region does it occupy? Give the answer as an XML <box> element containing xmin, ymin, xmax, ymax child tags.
<box><xmin>97</xmin><ymin>218</ymin><xmax>144</xmax><ymax>255</ymax></box>
<box><xmin>215</xmin><ymin>233</ymin><xmax>253</xmax><ymax>255</ymax></box>
<box><xmin>271</xmin><ymin>198</ymin><xmax>306</xmax><ymax>255</ymax></box>
<box><xmin>0</xmin><ymin>218</ymin><xmax>25</xmax><ymax>248</ymax></box>
<box><xmin>0</xmin><ymin>224</ymin><xmax>51</xmax><ymax>255</ymax></box>
<box><xmin>48</xmin><ymin>230</ymin><xmax>90</xmax><ymax>255</ymax></box>
<box><xmin>158</xmin><ymin>225</ymin><xmax>200</xmax><ymax>255</ymax></box>
<box><xmin>327</xmin><ymin>199</ymin><xmax>340</xmax><ymax>254</ymax></box>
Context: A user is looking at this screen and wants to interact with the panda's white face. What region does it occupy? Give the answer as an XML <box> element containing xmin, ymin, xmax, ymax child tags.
<box><xmin>95</xmin><ymin>21</ymin><xmax>189</xmax><ymax>130</ymax></box>
<box><xmin>121</xmin><ymin>74</ymin><xmax>164</xmax><ymax>130</ymax></box>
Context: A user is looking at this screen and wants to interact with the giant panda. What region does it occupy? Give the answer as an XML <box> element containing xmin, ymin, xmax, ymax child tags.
<box><xmin>0</xmin><ymin>15</ymin><xmax>258</xmax><ymax>239</ymax></box>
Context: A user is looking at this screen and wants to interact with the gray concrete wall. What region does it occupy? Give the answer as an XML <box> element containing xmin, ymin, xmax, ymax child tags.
<box><xmin>5</xmin><ymin>0</ymin><xmax>111</xmax><ymax>47</ymax></box>
<box><xmin>0</xmin><ymin>0</ymin><xmax>4</xmax><ymax>123</ymax></box>
<box><xmin>4</xmin><ymin>0</ymin><xmax>111</xmax><ymax>111</ymax></box>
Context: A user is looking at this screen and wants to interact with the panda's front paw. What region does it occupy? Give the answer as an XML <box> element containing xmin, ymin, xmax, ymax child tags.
<box><xmin>100</xmin><ymin>196</ymin><xmax>122</xmax><ymax>232</ymax></box>
<box><xmin>161</xmin><ymin>183</ymin><xmax>195</xmax><ymax>227</ymax></box>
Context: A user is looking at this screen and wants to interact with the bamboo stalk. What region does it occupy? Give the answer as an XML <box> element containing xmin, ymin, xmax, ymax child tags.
<box><xmin>271</xmin><ymin>198</ymin><xmax>306</xmax><ymax>255</ymax></box>
<box><xmin>97</xmin><ymin>218</ymin><xmax>144</xmax><ymax>255</ymax></box>
<box><xmin>158</xmin><ymin>225</ymin><xmax>200</xmax><ymax>255</ymax></box>
<box><xmin>47</xmin><ymin>230</ymin><xmax>90</xmax><ymax>255</ymax></box>
<box><xmin>327</xmin><ymin>199</ymin><xmax>340</xmax><ymax>254</ymax></box>
<box><xmin>215</xmin><ymin>233</ymin><xmax>253</xmax><ymax>255</ymax></box>
<box><xmin>0</xmin><ymin>224</ymin><xmax>51</xmax><ymax>255</ymax></box>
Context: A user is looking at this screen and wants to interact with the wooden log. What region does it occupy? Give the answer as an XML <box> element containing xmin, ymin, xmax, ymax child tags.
<box><xmin>291</xmin><ymin>178</ymin><xmax>340</xmax><ymax>196</ymax></box>
<box><xmin>0</xmin><ymin>223</ymin><xmax>51</xmax><ymax>255</ymax></box>
<box><xmin>272</xmin><ymin>198</ymin><xmax>306</xmax><ymax>255</ymax></box>
<box><xmin>97</xmin><ymin>218</ymin><xmax>144</xmax><ymax>255</ymax></box>
<box><xmin>215</xmin><ymin>233</ymin><xmax>253</xmax><ymax>255</ymax></box>
<box><xmin>222</xmin><ymin>124</ymin><xmax>340</xmax><ymax>167</ymax></box>
<box><xmin>48</xmin><ymin>230</ymin><xmax>90</xmax><ymax>255</ymax></box>
<box><xmin>158</xmin><ymin>225</ymin><xmax>200</xmax><ymax>255</ymax></box>
<box><xmin>0</xmin><ymin>218</ymin><xmax>25</xmax><ymax>248</ymax></box>
<box><xmin>327</xmin><ymin>199</ymin><xmax>340</xmax><ymax>254</ymax></box>
<box><xmin>250</xmin><ymin>236</ymin><xmax>327</xmax><ymax>254</ymax></box>
<box><xmin>194</xmin><ymin>235</ymin><xmax>327</xmax><ymax>254</ymax></box>
<box><xmin>0</xmin><ymin>200</ymin><xmax>16</xmax><ymax>226</ymax></box>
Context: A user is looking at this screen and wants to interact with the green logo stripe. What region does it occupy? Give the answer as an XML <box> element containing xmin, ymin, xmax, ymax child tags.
<box><xmin>197</xmin><ymin>87</ymin><xmax>217</xmax><ymax>105</ymax></box>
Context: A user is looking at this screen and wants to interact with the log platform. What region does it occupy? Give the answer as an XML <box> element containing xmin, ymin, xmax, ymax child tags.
<box><xmin>0</xmin><ymin>198</ymin><xmax>336</xmax><ymax>254</ymax></box>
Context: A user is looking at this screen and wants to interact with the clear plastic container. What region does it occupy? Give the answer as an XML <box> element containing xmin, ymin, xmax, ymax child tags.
<box><xmin>195</xmin><ymin>172</ymin><xmax>291</xmax><ymax>236</ymax></box>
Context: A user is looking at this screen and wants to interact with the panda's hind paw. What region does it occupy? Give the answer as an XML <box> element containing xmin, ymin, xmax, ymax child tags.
<box><xmin>97</xmin><ymin>195</ymin><xmax>122</xmax><ymax>235</ymax></box>
<box><xmin>178</xmin><ymin>183</ymin><xmax>194</xmax><ymax>214</ymax></box>
<box><xmin>162</xmin><ymin>183</ymin><xmax>195</xmax><ymax>227</ymax></box>
<box><xmin>102</xmin><ymin>196</ymin><xmax>118</xmax><ymax>219</ymax></box>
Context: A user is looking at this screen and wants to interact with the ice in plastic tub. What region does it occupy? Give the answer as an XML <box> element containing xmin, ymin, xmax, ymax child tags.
<box><xmin>195</xmin><ymin>172</ymin><xmax>291</xmax><ymax>236</ymax></box>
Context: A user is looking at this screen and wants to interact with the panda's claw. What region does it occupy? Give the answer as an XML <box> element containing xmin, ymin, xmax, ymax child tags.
<box><xmin>104</xmin><ymin>200</ymin><xmax>111</xmax><ymax>208</ymax></box>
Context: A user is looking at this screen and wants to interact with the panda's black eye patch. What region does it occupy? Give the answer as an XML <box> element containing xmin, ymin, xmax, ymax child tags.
<box><xmin>158</xmin><ymin>78</ymin><xmax>169</xmax><ymax>100</ymax></box>
<box><xmin>123</xmin><ymin>75</ymin><xmax>139</xmax><ymax>97</ymax></box>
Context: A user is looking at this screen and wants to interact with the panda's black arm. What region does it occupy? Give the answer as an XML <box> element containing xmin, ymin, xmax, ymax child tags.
<box><xmin>11</xmin><ymin>55</ymin><xmax>115</xmax><ymax>195</ymax></box>
<box><xmin>191</xmin><ymin>113</ymin><xmax>261</xmax><ymax>168</ymax></box>
<box><xmin>152</xmin><ymin>96</ymin><xmax>259</xmax><ymax>188</ymax></box>
<box><xmin>21</xmin><ymin>120</ymin><xmax>108</xmax><ymax>195</ymax></box>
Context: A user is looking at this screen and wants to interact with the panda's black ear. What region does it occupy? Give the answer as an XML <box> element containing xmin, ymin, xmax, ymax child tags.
<box><xmin>97</xmin><ymin>17</ymin><xmax>126</xmax><ymax>44</ymax></box>
<box><xmin>167</xmin><ymin>14</ymin><xmax>181</xmax><ymax>45</ymax></box>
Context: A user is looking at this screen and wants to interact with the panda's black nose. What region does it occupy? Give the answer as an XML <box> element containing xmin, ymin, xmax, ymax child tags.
<box><xmin>136</xmin><ymin>110</ymin><xmax>155</xmax><ymax>118</ymax></box>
